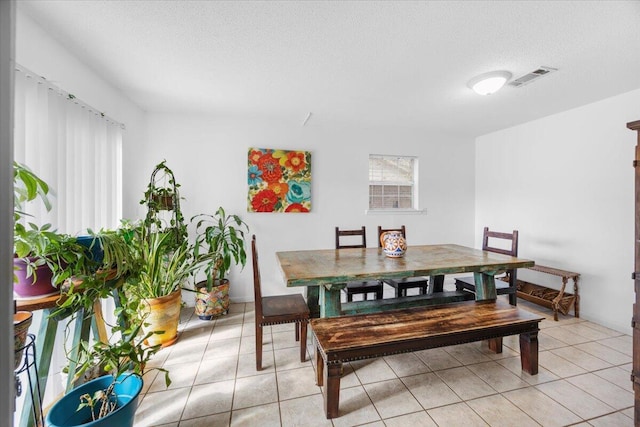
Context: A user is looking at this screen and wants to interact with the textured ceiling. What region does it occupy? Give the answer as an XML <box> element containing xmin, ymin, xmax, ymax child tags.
<box><xmin>17</xmin><ymin>0</ymin><xmax>640</xmax><ymax>137</ymax></box>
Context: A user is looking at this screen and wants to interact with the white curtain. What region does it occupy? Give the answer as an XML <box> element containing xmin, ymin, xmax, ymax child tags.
<box><xmin>13</xmin><ymin>65</ymin><xmax>123</xmax><ymax>234</ymax></box>
<box><xmin>13</xmin><ymin>65</ymin><xmax>124</xmax><ymax>412</ymax></box>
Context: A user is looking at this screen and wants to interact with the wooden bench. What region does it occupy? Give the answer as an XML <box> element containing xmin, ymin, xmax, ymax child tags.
<box><xmin>311</xmin><ymin>299</ymin><xmax>544</xmax><ymax>419</ymax></box>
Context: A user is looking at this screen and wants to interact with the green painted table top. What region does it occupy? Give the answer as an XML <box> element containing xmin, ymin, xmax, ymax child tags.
<box><xmin>276</xmin><ymin>244</ymin><xmax>535</xmax><ymax>287</ymax></box>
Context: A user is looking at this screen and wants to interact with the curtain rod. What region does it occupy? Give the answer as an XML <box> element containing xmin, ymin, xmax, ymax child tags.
<box><xmin>15</xmin><ymin>63</ymin><xmax>126</xmax><ymax>130</ymax></box>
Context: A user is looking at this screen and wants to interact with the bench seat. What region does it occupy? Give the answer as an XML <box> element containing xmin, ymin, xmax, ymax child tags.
<box><xmin>311</xmin><ymin>299</ymin><xmax>544</xmax><ymax>419</ymax></box>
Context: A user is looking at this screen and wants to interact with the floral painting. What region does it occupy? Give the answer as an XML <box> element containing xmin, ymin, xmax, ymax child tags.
<box><xmin>247</xmin><ymin>148</ymin><xmax>311</xmax><ymax>213</ymax></box>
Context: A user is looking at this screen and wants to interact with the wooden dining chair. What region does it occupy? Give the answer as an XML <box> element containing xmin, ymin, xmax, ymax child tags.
<box><xmin>378</xmin><ymin>226</ymin><xmax>429</xmax><ymax>297</ymax></box>
<box><xmin>335</xmin><ymin>227</ymin><xmax>384</xmax><ymax>301</ymax></box>
<box><xmin>454</xmin><ymin>227</ymin><xmax>519</xmax><ymax>305</ymax></box>
<box><xmin>252</xmin><ymin>235</ymin><xmax>310</xmax><ymax>371</ymax></box>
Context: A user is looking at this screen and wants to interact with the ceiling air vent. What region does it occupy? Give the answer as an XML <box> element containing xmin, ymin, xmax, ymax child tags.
<box><xmin>508</xmin><ymin>66</ymin><xmax>557</xmax><ymax>88</ymax></box>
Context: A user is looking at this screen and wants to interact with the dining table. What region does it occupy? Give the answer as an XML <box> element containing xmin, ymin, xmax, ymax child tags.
<box><xmin>276</xmin><ymin>244</ymin><xmax>535</xmax><ymax>317</ymax></box>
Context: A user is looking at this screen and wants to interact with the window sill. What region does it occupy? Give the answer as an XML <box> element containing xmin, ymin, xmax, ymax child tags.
<box><xmin>365</xmin><ymin>209</ymin><xmax>427</xmax><ymax>215</ymax></box>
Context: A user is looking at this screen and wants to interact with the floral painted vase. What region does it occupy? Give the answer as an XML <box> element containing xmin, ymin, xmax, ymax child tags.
<box><xmin>380</xmin><ymin>231</ymin><xmax>407</xmax><ymax>258</ymax></box>
<box><xmin>195</xmin><ymin>279</ymin><xmax>230</xmax><ymax>320</ymax></box>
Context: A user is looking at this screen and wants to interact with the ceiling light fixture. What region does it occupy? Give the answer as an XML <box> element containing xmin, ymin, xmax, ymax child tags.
<box><xmin>467</xmin><ymin>70</ymin><xmax>512</xmax><ymax>95</ymax></box>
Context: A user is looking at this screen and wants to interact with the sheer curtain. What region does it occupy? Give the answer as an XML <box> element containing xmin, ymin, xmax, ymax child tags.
<box><xmin>13</xmin><ymin>65</ymin><xmax>124</xmax><ymax>410</ymax></box>
<box><xmin>13</xmin><ymin>65</ymin><xmax>123</xmax><ymax>234</ymax></box>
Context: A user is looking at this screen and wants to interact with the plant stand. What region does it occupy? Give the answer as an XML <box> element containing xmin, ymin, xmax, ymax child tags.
<box><xmin>142</xmin><ymin>161</ymin><xmax>186</xmax><ymax>247</ymax></box>
<box><xmin>15</xmin><ymin>334</ymin><xmax>44</xmax><ymax>427</ymax></box>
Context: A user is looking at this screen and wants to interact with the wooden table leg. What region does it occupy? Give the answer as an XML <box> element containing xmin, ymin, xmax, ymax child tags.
<box><xmin>519</xmin><ymin>331</ymin><xmax>539</xmax><ymax>375</ymax></box>
<box><xmin>473</xmin><ymin>272</ymin><xmax>497</xmax><ymax>300</ymax></box>
<box><xmin>306</xmin><ymin>286</ymin><xmax>320</xmax><ymax>318</ymax></box>
<box><xmin>324</xmin><ymin>362</ymin><xmax>342</xmax><ymax>419</ymax></box>
<box><xmin>429</xmin><ymin>275</ymin><xmax>445</xmax><ymax>293</ymax></box>
<box><xmin>320</xmin><ymin>283</ymin><xmax>345</xmax><ymax>318</ymax></box>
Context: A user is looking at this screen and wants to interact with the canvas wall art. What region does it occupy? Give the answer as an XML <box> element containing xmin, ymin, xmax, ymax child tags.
<box><xmin>247</xmin><ymin>148</ymin><xmax>311</xmax><ymax>213</ymax></box>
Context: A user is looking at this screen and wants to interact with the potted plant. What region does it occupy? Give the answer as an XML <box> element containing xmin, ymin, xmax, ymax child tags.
<box><xmin>140</xmin><ymin>160</ymin><xmax>187</xmax><ymax>250</ymax></box>
<box><xmin>47</xmin><ymin>291</ymin><xmax>168</xmax><ymax>427</ymax></box>
<box><xmin>191</xmin><ymin>207</ymin><xmax>249</xmax><ymax>320</ymax></box>
<box><xmin>124</xmin><ymin>225</ymin><xmax>217</xmax><ymax>346</ymax></box>
<box><xmin>47</xmin><ymin>224</ymin><xmax>170</xmax><ymax>426</ymax></box>
<box><xmin>12</xmin><ymin>162</ymin><xmax>87</xmax><ymax>297</ymax></box>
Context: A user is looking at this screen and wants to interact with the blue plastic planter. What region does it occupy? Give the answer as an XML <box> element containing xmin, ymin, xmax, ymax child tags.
<box><xmin>46</xmin><ymin>374</ymin><xmax>143</xmax><ymax>427</ymax></box>
<box><xmin>76</xmin><ymin>235</ymin><xmax>104</xmax><ymax>265</ymax></box>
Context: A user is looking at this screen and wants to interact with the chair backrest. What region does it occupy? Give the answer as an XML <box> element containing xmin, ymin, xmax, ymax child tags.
<box><xmin>482</xmin><ymin>227</ymin><xmax>519</xmax><ymax>285</ymax></box>
<box><xmin>251</xmin><ymin>234</ymin><xmax>263</xmax><ymax>319</ymax></box>
<box><xmin>482</xmin><ymin>227</ymin><xmax>518</xmax><ymax>257</ymax></box>
<box><xmin>377</xmin><ymin>225</ymin><xmax>407</xmax><ymax>248</ymax></box>
<box><xmin>335</xmin><ymin>226</ymin><xmax>367</xmax><ymax>249</ymax></box>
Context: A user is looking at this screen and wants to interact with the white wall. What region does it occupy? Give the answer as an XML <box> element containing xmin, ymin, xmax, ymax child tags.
<box><xmin>476</xmin><ymin>88</ymin><xmax>640</xmax><ymax>334</ymax></box>
<box><xmin>124</xmin><ymin>113</ymin><xmax>476</xmax><ymax>304</ymax></box>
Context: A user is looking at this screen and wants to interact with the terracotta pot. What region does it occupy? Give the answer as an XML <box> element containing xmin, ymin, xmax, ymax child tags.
<box><xmin>14</xmin><ymin>311</ymin><xmax>33</xmax><ymax>370</ymax></box>
<box><xmin>141</xmin><ymin>289</ymin><xmax>181</xmax><ymax>348</ymax></box>
<box><xmin>13</xmin><ymin>257</ymin><xmax>58</xmax><ymax>298</ymax></box>
<box><xmin>194</xmin><ymin>279</ymin><xmax>230</xmax><ymax>320</ymax></box>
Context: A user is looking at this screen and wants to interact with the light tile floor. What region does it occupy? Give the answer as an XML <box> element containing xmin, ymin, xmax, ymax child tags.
<box><xmin>133</xmin><ymin>291</ymin><xmax>634</xmax><ymax>427</ymax></box>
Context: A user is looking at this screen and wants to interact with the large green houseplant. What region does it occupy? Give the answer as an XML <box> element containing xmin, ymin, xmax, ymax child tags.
<box><xmin>191</xmin><ymin>207</ymin><xmax>249</xmax><ymax>320</ymax></box>
<box><xmin>124</xmin><ymin>225</ymin><xmax>217</xmax><ymax>346</ymax></box>
<box><xmin>12</xmin><ymin>162</ymin><xmax>86</xmax><ymax>297</ymax></box>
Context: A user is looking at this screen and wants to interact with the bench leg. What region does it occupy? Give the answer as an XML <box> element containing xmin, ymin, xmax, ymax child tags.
<box><xmin>316</xmin><ymin>344</ymin><xmax>323</xmax><ymax>385</ymax></box>
<box><xmin>519</xmin><ymin>331</ymin><xmax>539</xmax><ymax>375</ymax></box>
<box><xmin>488</xmin><ymin>337</ymin><xmax>503</xmax><ymax>353</ymax></box>
<box><xmin>324</xmin><ymin>362</ymin><xmax>342</xmax><ymax>419</ymax></box>
<box><xmin>300</xmin><ymin>321</ymin><xmax>307</xmax><ymax>363</ymax></box>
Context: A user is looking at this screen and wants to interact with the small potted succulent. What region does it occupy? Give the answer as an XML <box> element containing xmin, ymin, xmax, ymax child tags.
<box><xmin>190</xmin><ymin>207</ymin><xmax>249</xmax><ymax>320</ymax></box>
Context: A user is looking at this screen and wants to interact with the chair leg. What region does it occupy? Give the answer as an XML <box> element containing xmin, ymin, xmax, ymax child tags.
<box><xmin>508</xmin><ymin>292</ymin><xmax>517</xmax><ymax>306</ymax></box>
<box><xmin>300</xmin><ymin>321</ymin><xmax>308</xmax><ymax>362</ymax></box>
<box><xmin>256</xmin><ymin>324</ymin><xmax>263</xmax><ymax>371</ymax></box>
<box><xmin>295</xmin><ymin>321</ymin><xmax>300</xmax><ymax>341</ymax></box>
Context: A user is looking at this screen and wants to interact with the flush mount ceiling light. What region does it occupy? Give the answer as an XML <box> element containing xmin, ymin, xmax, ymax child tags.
<box><xmin>467</xmin><ymin>70</ymin><xmax>512</xmax><ymax>95</ymax></box>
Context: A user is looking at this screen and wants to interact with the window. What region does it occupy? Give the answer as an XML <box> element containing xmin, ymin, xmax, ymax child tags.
<box><xmin>368</xmin><ymin>155</ymin><xmax>418</xmax><ymax>211</ymax></box>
